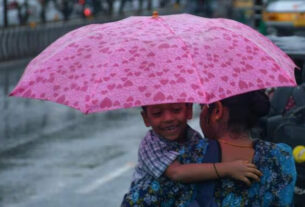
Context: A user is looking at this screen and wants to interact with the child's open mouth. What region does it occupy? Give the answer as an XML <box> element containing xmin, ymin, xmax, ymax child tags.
<box><xmin>163</xmin><ymin>126</ymin><xmax>179</xmax><ymax>133</ymax></box>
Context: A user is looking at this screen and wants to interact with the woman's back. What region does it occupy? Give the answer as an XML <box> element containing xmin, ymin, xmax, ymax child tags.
<box><xmin>215</xmin><ymin>139</ymin><xmax>296</xmax><ymax>207</ymax></box>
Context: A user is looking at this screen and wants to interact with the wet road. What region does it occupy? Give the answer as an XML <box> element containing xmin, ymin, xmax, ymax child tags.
<box><xmin>0</xmin><ymin>108</ymin><xmax>201</xmax><ymax>207</ymax></box>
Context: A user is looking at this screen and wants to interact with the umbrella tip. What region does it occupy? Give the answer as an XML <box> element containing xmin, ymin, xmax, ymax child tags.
<box><xmin>152</xmin><ymin>11</ymin><xmax>159</xmax><ymax>19</ymax></box>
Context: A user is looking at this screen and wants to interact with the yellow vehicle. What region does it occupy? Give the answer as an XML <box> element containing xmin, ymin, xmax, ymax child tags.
<box><xmin>263</xmin><ymin>0</ymin><xmax>305</xmax><ymax>35</ymax></box>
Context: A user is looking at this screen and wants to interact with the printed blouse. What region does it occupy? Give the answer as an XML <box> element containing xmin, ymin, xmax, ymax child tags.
<box><xmin>214</xmin><ymin>139</ymin><xmax>297</xmax><ymax>207</ymax></box>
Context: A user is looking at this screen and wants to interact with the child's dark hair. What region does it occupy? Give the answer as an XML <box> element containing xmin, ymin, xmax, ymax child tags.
<box><xmin>208</xmin><ymin>90</ymin><xmax>270</xmax><ymax>133</ymax></box>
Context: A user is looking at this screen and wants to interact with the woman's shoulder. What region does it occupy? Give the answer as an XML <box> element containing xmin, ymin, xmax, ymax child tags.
<box><xmin>254</xmin><ymin>139</ymin><xmax>293</xmax><ymax>154</ymax></box>
<box><xmin>253</xmin><ymin>139</ymin><xmax>295</xmax><ymax>173</ymax></box>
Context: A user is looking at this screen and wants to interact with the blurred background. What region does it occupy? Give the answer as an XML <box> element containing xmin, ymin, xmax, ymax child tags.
<box><xmin>1</xmin><ymin>0</ymin><xmax>305</xmax><ymax>207</ymax></box>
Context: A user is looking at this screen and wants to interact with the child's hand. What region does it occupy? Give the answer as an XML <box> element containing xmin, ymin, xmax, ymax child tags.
<box><xmin>222</xmin><ymin>160</ymin><xmax>262</xmax><ymax>186</ymax></box>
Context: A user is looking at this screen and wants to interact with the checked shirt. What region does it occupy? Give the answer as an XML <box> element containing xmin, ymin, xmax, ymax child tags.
<box><xmin>121</xmin><ymin>125</ymin><xmax>209</xmax><ymax>207</ymax></box>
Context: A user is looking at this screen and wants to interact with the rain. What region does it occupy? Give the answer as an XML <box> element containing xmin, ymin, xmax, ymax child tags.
<box><xmin>1</xmin><ymin>0</ymin><xmax>305</xmax><ymax>206</ymax></box>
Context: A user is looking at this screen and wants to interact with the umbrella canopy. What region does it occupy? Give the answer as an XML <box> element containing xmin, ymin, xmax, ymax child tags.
<box><xmin>10</xmin><ymin>13</ymin><xmax>297</xmax><ymax>114</ymax></box>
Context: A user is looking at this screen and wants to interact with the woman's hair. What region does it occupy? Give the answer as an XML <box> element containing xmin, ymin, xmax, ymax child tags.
<box><xmin>209</xmin><ymin>90</ymin><xmax>270</xmax><ymax>133</ymax></box>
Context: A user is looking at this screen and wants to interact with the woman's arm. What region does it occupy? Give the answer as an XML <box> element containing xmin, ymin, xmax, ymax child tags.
<box><xmin>165</xmin><ymin>160</ymin><xmax>262</xmax><ymax>185</ymax></box>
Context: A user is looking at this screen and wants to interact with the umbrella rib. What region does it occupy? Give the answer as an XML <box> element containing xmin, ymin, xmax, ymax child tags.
<box><xmin>157</xmin><ymin>17</ymin><xmax>207</xmax><ymax>103</ymax></box>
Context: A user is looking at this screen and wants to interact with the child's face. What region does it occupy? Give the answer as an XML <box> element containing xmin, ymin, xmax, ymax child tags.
<box><xmin>141</xmin><ymin>103</ymin><xmax>192</xmax><ymax>142</ymax></box>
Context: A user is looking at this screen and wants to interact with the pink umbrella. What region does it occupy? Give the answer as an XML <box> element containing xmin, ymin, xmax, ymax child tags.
<box><xmin>10</xmin><ymin>13</ymin><xmax>297</xmax><ymax>114</ymax></box>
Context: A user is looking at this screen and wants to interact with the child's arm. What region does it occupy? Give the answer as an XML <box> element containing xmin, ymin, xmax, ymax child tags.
<box><xmin>165</xmin><ymin>160</ymin><xmax>262</xmax><ymax>186</ymax></box>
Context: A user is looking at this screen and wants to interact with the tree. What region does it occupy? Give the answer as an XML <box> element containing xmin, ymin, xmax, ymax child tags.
<box><xmin>105</xmin><ymin>0</ymin><xmax>114</xmax><ymax>16</ymax></box>
<box><xmin>3</xmin><ymin>0</ymin><xmax>8</xmax><ymax>27</ymax></box>
<box><xmin>17</xmin><ymin>0</ymin><xmax>31</xmax><ymax>25</ymax></box>
<box><xmin>92</xmin><ymin>0</ymin><xmax>103</xmax><ymax>16</ymax></box>
<box><xmin>38</xmin><ymin>0</ymin><xmax>51</xmax><ymax>23</ymax></box>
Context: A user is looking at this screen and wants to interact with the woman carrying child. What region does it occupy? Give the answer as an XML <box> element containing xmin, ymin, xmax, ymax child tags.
<box><xmin>121</xmin><ymin>103</ymin><xmax>262</xmax><ymax>207</ymax></box>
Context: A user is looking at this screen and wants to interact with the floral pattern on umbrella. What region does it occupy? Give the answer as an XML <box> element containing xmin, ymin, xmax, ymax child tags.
<box><xmin>10</xmin><ymin>14</ymin><xmax>296</xmax><ymax>113</ymax></box>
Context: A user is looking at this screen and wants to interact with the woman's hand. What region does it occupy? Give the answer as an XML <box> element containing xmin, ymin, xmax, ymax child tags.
<box><xmin>217</xmin><ymin>160</ymin><xmax>262</xmax><ymax>186</ymax></box>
